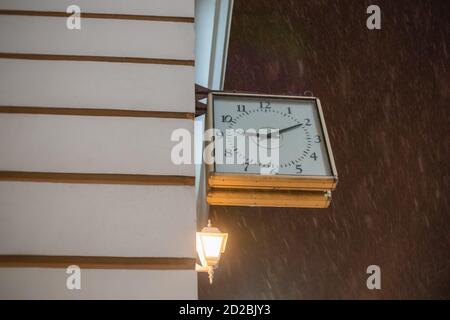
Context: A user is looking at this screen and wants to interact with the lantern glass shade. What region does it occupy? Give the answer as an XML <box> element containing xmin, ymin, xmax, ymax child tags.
<box><xmin>202</xmin><ymin>235</ymin><xmax>225</xmax><ymax>258</ymax></box>
<box><xmin>196</xmin><ymin>224</ymin><xmax>228</xmax><ymax>268</ymax></box>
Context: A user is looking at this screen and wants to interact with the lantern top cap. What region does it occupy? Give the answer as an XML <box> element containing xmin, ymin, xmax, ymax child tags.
<box><xmin>200</xmin><ymin>219</ymin><xmax>224</xmax><ymax>234</ymax></box>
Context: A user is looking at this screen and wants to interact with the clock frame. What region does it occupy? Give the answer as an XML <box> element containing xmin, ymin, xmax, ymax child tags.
<box><xmin>205</xmin><ymin>92</ymin><xmax>338</xmax><ymax>208</ymax></box>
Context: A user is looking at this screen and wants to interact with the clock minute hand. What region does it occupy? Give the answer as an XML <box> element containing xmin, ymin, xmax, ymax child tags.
<box><xmin>278</xmin><ymin>123</ymin><xmax>303</xmax><ymax>135</ymax></box>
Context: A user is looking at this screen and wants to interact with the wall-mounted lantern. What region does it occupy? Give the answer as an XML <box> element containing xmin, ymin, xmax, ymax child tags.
<box><xmin>196</xmin><ymin>220</ymin><xmax>228</xmax><ymax>284</ymax></box>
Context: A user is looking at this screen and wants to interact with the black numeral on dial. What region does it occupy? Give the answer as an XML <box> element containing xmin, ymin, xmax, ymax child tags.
<box><xmin>244</xmin><ymin>159</ymin><xmax>250</xmax><ymax>171</ymax></box>
<box><xmin>314</xmin><ymin>135</ymin><xmax>322</xmax><ymax>143</ymax></box>
<box><xmin>237</xmin><ymin>105</ymin><xmax>246</xmax><ymax>112</ymax></box>
<box><xmin>259</xmin><ymin>101</ymin><xmax>271</xmax><ymax>110</ymax></box>
<box><xmin>222</xmin><ymin>115</ymin><xmax>233</xmax><ymax>123</ymax></box>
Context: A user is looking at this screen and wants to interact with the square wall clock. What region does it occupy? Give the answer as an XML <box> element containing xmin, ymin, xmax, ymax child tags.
<box><xmin>205</xmin><ymin>92</ymin><xmax>337</xmax><ymax>208</ymax></box>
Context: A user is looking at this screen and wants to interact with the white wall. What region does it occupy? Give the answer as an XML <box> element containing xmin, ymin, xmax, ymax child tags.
<box><xmin>194</xmin><ymin>0</ymin><xmax>216</xmax><ymax>88</ymax></box>
<box><xmin>194</xmin><ymin>0</ymin><xmax>233</xmax><ymax>90</ymax></box>
<box><xmin>0</xmin><ymin>15</ymin><xmax>195</xmax><ymax>60</ymax></box>
<box><xmin>0</xmin><ymin>114</ymin><xmax>193</xmax><ymax>175</ymax></box>
<box><xmin>0</xmin><ymin>182</ymin><xmax>196</xmax><ymax>257</ymax></box>
<box><xmin>0</xmin><ymin>0</ymin><xmax>197</xmax><ymax>299</ymax></box>
<box><xmin>210</xmin><ymin>0</ymin><xmax>234</xmax><ymax>89</ymax></box>
<box><xmin>194</xmin><ymin>1</ymin><xmax>233</xmax><ymax>230</ymax></box>
<box><xmin>0</xmin><ymin>59</ymin><xmax>194</xmax><ymax>112</ymax></box>
<box><xmin>0</xmin><ymin>269</ymin><xmax>197</xmax><ymax>300</ymax></box>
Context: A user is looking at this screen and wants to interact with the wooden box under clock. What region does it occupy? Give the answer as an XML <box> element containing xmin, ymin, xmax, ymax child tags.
<box><xmin>205</xmin><ymin>92</ymin><xmax>338</xmax><ymax>208</ymax></box>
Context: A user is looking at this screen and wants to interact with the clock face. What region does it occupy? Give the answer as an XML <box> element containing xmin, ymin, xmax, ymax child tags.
<box><xmin>212</xmin><ymin>94</ymin><xmax>333</xmax><ymax>176</ymax></box>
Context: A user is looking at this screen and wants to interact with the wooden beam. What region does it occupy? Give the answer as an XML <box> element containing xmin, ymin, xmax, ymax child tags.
<box><xmin>0</xmin><ymin>52</ymin><xmax>194</xmax><ymax>66</ymax></box>
<box><xmin>208</xmin><ymin>174</ymin><xmax>337</xmax><ymax>191</ymax></box>
<box><xmin>0</xmin><ymin>171</ymin><xmax>195</xmax><ymax>186</ymax></box>
<box><xmin>0</xmin><ymin>106</ymin><xmax>194</xmax><ymax>120</ymax></box>
<box><xmin>207</xmin><ymin>189</ymin><xmax>331</xmax><ymax>208</ymax></box>
<box><xmin>0</xmin><ymin>255</ymin><xmax>195</xmax><ymax>270</ymax></box>
<box><xmin>0</xmin><ymin>10</ymin><xmax>194</xmax><ymax>23</ymax></box>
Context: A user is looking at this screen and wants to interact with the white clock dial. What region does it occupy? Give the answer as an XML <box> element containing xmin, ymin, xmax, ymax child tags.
<box><xmin>213</xmin><ymin>95</ymin><xmax>332</xmax><ymax>176</ymax></box>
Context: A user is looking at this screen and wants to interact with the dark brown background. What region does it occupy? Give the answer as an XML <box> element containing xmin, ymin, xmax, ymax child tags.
<box><xmin>199</xmin><ymin>0</ymin><xmax>450</xmax><ymax>299</ymax></box>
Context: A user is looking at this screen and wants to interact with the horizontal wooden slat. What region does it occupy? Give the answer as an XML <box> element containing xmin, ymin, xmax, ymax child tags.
<box><xmin>207</xmin><ymin>189</ymin><xmax>331</xmax><ymax>208</ymax></box>
<box><xmin>0</xmin><ymin>0</ymin><xmax>194</xmax><ymax>18</ymax></box>
<box><xmin>0</xmin><ymin>256</ymin><xmax>195</xmax><ymax>270</ymax></box>
<box><xmin>0</xmin><ymin>59</ymin><xmax>194</xmax><ymax>112</ymax></box>
<box><xmin>0</xmin><ymin>114</ymin><xmax>194</xmax><ymax>175</ymax></box>
<box><xmin>0</xmin><ymin>268</ymin><xmax>197</xmax><ymax>299</ymax></box>
<box><xmin>0</xmin><ymin>10</ymin><xmax>194</xmax><ymax>23</ymax></box>
<box><xmin>208</xmin><ymin>174</ymin><xmax>337</xmax><ymax>191</ymax></box>
<box><xmin>0</xmin><ymin>106</ymin><xmax>194</xmax><ymax>119</ymax></box>
<box><xmin>0</xmin><ymin>182</ymin><xmax>196</xmax><ymax>257</ymax></box>
<box><xmin>0</xmin><ymin>172</ymin><xmax>194</xmax><ymax>185</ymax></box>
<box><xmin>0</xmin><ymin>53</ymin><xmax>193</xmax><ymax>66</ymax></box>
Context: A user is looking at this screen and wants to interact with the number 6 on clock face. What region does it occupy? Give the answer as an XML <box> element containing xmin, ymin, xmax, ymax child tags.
<box><xmin>209</xmin><ymin>93</ymin><xmax>336</xmax><ymax>178</ymax></box>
